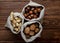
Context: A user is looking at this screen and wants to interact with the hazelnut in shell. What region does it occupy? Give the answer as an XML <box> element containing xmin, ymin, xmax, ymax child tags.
<box><xmin>29</xmin><ymin>31</ymin><xmax>34</xmax><ymax>36</ymax></box>
<box><xmin>34</xmin><ymin>10</ymin><xmax>37</xmax><ymax>13</ymax></box>
<box><xmin>24</xmin><ymin>14</ymin><xmax>28</xmax><ymax>17</ymax></box>
<box><xmin>35</xmin><ymin>28</ymin><xmax>39</xmax><ymax>33</ymax></box>
<box><xmin>24</xmin><ymin>27</ymin><xmax>30</xmax><ymax>34</ymax></box>
<box><xmin>30</xmin><ymin>24</ymin><xmax>36</xmax><ymax>31</ymax></box>
<box><xmin>29</xmin><ymin>11</ymin><xmax>33</xmax><ymax>14</ymax></box>
<box><xmin>34</xmin><ymin>15</ymin><xmax>37</xmax><ymax>18</ymax></box>
<box><xmin>28</xmin><ymin>16</ymin><xmax>31</xmax><ymax>19</ymax></box>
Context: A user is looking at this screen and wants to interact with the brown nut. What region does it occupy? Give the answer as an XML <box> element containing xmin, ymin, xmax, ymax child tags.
<box><xmin>30</xmin><ymin>24</ymin><xmax>36</xmax><ymax>31</ymax></box>
<box><xmin>30</xmin><ymin>14</ymin><xmax>34</xmax><ymax>17</ymax></box>
<box><xmin>31</xmin><ymin>8</ymin><xmax>34</xmax><ymax>10</ymax></box>
<box><xmin>24</xmin><ymin>27</ymin><xmax>30</xmax><ymax>34</ymax></box>
<box><xmin>29</xmin><ymin>31</ymin><xmax>34</xmax><ymax>36</ymax></box>
<box><xmin>34</xmin><ymin>9</ymin><xmax>37</xmax><ymax>13</ymax></box>
<box><xmin>27</xmin><ymin>6</ymin><xmax>30</xmax><ymax>10</ymax></box>
<box><xmin>34</xmin><ymin>15</ymin><xmax>37</xmax><ymax>18</ymax></box>
<box><xmin>37</xmin><ymin>8</ymin><xmax>41</xmax><ymax>12</ymax></box>
<box><xmin>35</xmin><ymin>28</ymin><xmax>39</xmax><ymax>33</ymax></box>
<box><xmin>29</xmin><ymin>11</ymin><xmax>33</xmax><ymax>14</ymax></box>
<box><xmin>28</xmin><ymin>16</ymin><xmax>31</xmax><ymax>19</ymax></box>
<box><xmin>24</xmin><ymin>14</ymin><xmax>28</xmax><ymax>17</ymax></box>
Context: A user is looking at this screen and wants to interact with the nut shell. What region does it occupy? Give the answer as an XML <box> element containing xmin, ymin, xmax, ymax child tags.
<box><xmin>29</xmin><ymin>31</ymin><xmax>34</xmax><ymax>36</ymax></box>
<box><xmin>24</xmin><ymin>27</ymin><xmax>30</xmax><ymax>34</ymax></box>
<box><xmin>30</xmin><ymin>24</ymin><xmax>36</xmax><ymax>31</ymax></box>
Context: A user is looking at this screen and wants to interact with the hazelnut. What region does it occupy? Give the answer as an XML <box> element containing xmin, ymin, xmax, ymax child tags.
<box><xmin>24</xmin><ymin>14</ymin><xmax>28</xmax><ymax>17</ymax></box>
<box><xmin>30</xmin><ymin>14</ymin><xmax>34</xmax><ymax>17</ymax></box>
<box><xmin>27</xmin><ymin>6</ymin><xmax>30</xmax><ymax>10</ymax></box>
<box><xmin>31</xmin><ymin>8</ymin><xmax>34</xmax><ymax>10</ymax></box>
<box><xmin>30</xmin><ymin>24</ymin><xmax>36</xmax><ymax>30</ymax></box>
<box><xmin>35</xmin><ymin>28</ymin><xmax>39</xmax><ymax>33</ymax></box>
<box><xmin>24</xmin><ymin>27</ymin><xmax>30</xmax><ymax>34</ymax></box>
<box><xmin>28</xmin><ymin>16</ymin><xmax>31</xmax><ymax>19</ymax></box>
<box><xmin>34</xmin><ymin>15</ymin><xmax>37</xmax><ymax>18</ymax></box>
<box><xmin>29</xmin><ymin>31</ymin><xmax>34</xmax><ymax>36</ymax></box>
<box><xmin>29</xmin><ymin>11</ymin><xmax>33</xmax><ymax>14</ymax></box>
<box><xmin>37</xmin><ymin>8</ymin><xmax>41</xmax><ymax>12</ymax></box>
<box><xmin>34</xmin><ymin>10</ymin><xmax>37</xmax><ymax>13</ymax></box>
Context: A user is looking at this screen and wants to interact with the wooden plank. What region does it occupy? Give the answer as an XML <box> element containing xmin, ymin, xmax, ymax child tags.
<box><xmin>0</xmin><ymin>29</ymin><xmax>60</xmax><ymax>42</ymax></box>
<box><xmin>0</xmin><ymin>2</ymin><xmax>28</xmax><ymax>11</ymax></box>
<box><xmin>0</xmin><ymin>15</ymin><xmax>60</xmax><ymax>30</ymax></box>
<box><xmin>0</xmin><ymin>0</ymin><xmax>29</xmax><ymax>2</ymax></box>
<box><xmin>0</xmin><ymin>0</ymin><xmax>59</xmax><ymax>2</ymax></box>
<box><xmin>0</xmin><ymin>1</ymin><xmax>60</xmax><ymax>15</ymax></box>
<box><xmin>0</xmin><ymin>30</ymin><xmax>23</xmax><ymax>41</ymax></box>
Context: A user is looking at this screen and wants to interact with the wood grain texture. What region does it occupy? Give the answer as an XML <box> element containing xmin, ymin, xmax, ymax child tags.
<box><xmin>0</xmin><ymin>0</ymin><xmax>60</xmax><ymax>43</ymax></box>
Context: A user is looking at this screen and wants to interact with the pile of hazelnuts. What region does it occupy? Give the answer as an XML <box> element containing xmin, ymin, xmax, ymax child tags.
<box><xmin>24</xmin><ymin>5</ymin><xmax>43</xmax><ymax>20</ymax></box>
<box><xmin>23</xmin><ymin>22</ymin><xmax>40</xmax><ymax>39</ymax></box>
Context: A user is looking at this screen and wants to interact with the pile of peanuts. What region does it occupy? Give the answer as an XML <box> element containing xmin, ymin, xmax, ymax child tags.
<box><xmin>10</xmin><ymin>12</ymin><xmax>22</xmax><ymax>32</ymax></box>
<box><xmin>23</xmin><ymin>22</ymin><xmax>40</xmax><ymax>39</ymax></box>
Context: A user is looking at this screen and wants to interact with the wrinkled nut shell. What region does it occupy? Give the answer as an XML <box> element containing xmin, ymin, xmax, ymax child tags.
<box><xmin>29</xmin><ymin>31</ymin><xmax>34</xmax><ymax>36</ymax></box>
<box><xmin>24</xmin><ymin>27</ymin><xmax>30</xmax><ymax>34</ymax></box>
<box><xmin>35</xmin><ymin>28</ymin><xmax>39</xmax><ymax>33</ymax></box>
<box><xmin>30</xmin><ymin>24</ymin><xmax>36</xmax><ymax>30</ymax></box>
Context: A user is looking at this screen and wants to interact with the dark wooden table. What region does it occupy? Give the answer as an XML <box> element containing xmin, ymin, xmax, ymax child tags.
<box><xmin>0</xmin><ymin>0</ymin><xmax>60</xmax><ymax>43</ymax></box>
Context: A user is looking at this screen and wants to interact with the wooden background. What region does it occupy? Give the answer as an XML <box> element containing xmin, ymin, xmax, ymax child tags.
<box><xmin>0</xmin><ymin>0</ymin><xmax>60</xmax><ymax>43</ymax></box>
